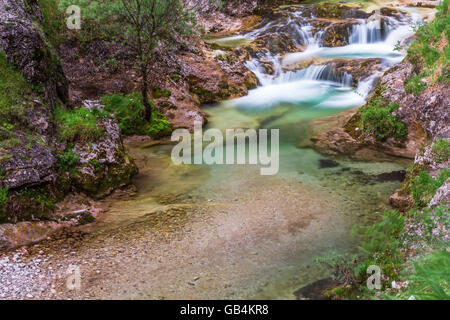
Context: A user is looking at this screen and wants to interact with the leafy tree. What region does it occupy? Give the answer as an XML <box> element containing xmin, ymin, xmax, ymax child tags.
<box><xmin>58</xmin><ymin>0</ymin><xmax>196</xmax><ymax>121</ymax></box>
<box><xmin>113</xmin><ymin>0</ymin><xmax>196</xmax><ymax>121</ymax></box>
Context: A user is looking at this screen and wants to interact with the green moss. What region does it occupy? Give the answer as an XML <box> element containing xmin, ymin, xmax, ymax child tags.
<box><xmin>357</xmin><ymin>92</ymin><xmax>408</xmax><ymax>141</ymax></box>
<box><xmin>78</xmin><ymin>212</ymin><xmax>95</xmax><ymax>225</ymax></box>
<box><xmin>190</xmin><ymin>85</ymin><xmax>214</xmax><ymax>103</ymax></box>
<box><xmin>100</xmin><ymin>92</ymin><xmax>172</xmax><ymax>137</ymax></box>
<box><xmin>56</xmin><ymin>147</ymin><xmax>80</xmax><ymax>174</ymax></box>
<box><xmin>152</xmin><ymin>86</ymin><xmax>172</xmax><ymax>99</ymax></box>
<box><xmin>171</xmin><ymin>73</ymin><xmax>181</xmax><ymax>82</ymax></box>
<box><xmin>54</xmin><ymin>107</ymin><xmax>106</xmax><ymax>143</ymax></box>
<box><xmin>0</xmin><ymin>185</ymin><xmax>61</xmax><ymax>223</ymax></box>
<box><xmin>34</xmin><ymin>0</ymin><xmax>65</xmax><ymax>47</ymax></box>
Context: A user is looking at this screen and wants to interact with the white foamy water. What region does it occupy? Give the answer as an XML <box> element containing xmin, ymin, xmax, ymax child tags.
<box><xmin>283</xmin><ymin>12</ymin><xmax>423</xmax><ymax>66</ymax></box>
<box><xmin>221</xmin><ymin>7</ymin><xmax>423</xmax><ymax>110</ymax></box>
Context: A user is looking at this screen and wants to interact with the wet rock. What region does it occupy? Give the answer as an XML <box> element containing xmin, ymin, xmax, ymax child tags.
<box><xmin>321</xmin><ymin>21</ymin><xmax>357</xmax><ymax>47</ymax></box>
<box><xmin>312</xmin><ymin>3</ymin><xmax>369</xmax><ymax>20</ymax></box>
<box><xmin>390</xmin><ymin>189</ymin><xmax>413</xmax><ymax>211</ymax></box>
<box><xmin>184</xmin><ymin>49</ymin><xmax>257</xmax><ymax>105</ymax></box>
<box><xmin>329</xmin><ymin>59</ymin><xmax>384</xmax><ymax>85</ymax></box>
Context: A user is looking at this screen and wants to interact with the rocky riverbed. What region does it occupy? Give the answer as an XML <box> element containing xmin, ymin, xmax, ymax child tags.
<box><xmin>0</xmin><ymin>0</ymin><xmax>447</xmax><ymax>300</ymax></box>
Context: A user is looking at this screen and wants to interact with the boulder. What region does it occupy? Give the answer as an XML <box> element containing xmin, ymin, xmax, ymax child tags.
<box><xmin>72</xmin><ymin>118</ymin><xmax>138</xmax><ymax>199</ymax></box>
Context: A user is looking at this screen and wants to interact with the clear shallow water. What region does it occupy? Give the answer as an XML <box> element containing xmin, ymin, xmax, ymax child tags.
<box><xmin>90</xmin><ymin>2</ymin><xmax>432</xmax><ymax>299</ymax></box>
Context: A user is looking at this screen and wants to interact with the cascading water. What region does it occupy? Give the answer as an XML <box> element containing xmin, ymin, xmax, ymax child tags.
<box><xmin>245</xmin><ymin>55</ymin><xmax>352</xmax><ymax>87</ymax></box>
<box><xmin>348</xmin><ymin>18</ymin><xmax>388</xmax><ymax>44</ymax></box>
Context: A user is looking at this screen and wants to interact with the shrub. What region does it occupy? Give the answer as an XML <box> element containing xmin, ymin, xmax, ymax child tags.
<box><xmin>358</xmin><ymin>95</ymin><xmax>408</xmax><ymax>141</ymax></box>
<box><xmin>54</xmin><ymin>107</ymin><xmax>106</xmax><ymax>142</ymax></box>
<box><xmin>56</xmin><ymin>148</ymin><xmax>80</xmax><ymax>172</ymax></box>
<box><xmin>100</xmin><ymin>92</ymin><xmax>172</xmax><ymax>137</ymax></box>
<box><xmin>405</xmin><ymin>0</ymin><xmax>449</xmax><ymax>91</ymax></box>
<box><xmin>152</xmin><ymin>86</ymin><xmax>172</xmax><ymax>99</ymax></box>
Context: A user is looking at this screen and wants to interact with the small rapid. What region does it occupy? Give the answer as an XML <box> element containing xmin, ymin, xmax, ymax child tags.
<box><xmin>220</xmin><ymin>6</ymin><xmax>424</xmax><ymax>110</ymax></box>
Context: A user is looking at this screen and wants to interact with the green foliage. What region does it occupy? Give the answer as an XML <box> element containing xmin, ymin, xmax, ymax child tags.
<box><xmin>406</xmin><ymin>0</ymin><xmax>449</xmax><ymax>91</ymax></box>
<box><xmin>355</xmin><ymin>210</ymin><xmax>406</xmax><ymax>283</ymax></box>
<box><xmin>100</xmin><ymin>92</ymin><xmax>172</xmax><ymax>137</ymax></box>
<box><xmin>57</xmin><ymin>0</ymin><xmax>120</xmax><ymax>43</ymax></box>
<box><xmin>387</xmin><ymin>250</ymin><xmax>450</xmax><ymax>300</ymax></box>
<box><xmin>358</xmin><ymin>94</ymin><xmax>408</xmax><ymax>141</ymax></box>
<box><xmin>432</xmin><ymin>139</ymin><xmax>450</xmax><ymax>163</ymax></box>
<box><xmin>315</xmin><ymin>2</ymin><xmax>344</xmax><ymax>18</ymax></box>
<box><xmin>56</xmin><ymin>148</ymin><xmax>80</xmax><ymax>172</ymax></box>
<box><xmin>54</xmin><ymin>107</ymin><xmax>106</xmax><ymax>143</ymax></box>
<box><xmin>410</xmin><ymin>169</ymin><xmax>449</xmax><ymax>207</ymax></box>
<box><xmin>404</xmin><ymin>74</ymin><xmax>427</xmax><ymax>95</ymax></box>
<box><xmin>152</xmin><ymin>86</ymin><xmax>172</xmax><ymax>99</ymax></box>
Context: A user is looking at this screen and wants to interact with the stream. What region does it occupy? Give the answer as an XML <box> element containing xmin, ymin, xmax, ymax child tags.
<box><xmin>1</xmin><ymin>1</ymin><xmax>437</xmax><ymax>300</ymax></box>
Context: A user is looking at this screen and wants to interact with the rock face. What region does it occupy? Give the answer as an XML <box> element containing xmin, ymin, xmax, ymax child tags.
<box><xmin>72</xmin><ymin>118</ymin><xmax>138</xmax><ymax>199</ymax></box>
<box><xmin>0</xmin><ymin>143</ymin><xmax>56</xmax><ymax>189</ymax></box>
<box><xmin>0</xmin><ymin>0</ymin><xmax>68</xmax><ymax>106</ymax></box>
<box><xmin>0</xmin><ymin>1</ymin><xmax>138</xmax><ymax>223</ymax></box>
<box><xmin>0</xmin><ymin>0</ymin><xmax>66</xmax><ymax>191</ymax></box>
<box><xmin>378</xmin><ymin>62</ymin><xmax>450</xmax><ymax>139</ymax></box>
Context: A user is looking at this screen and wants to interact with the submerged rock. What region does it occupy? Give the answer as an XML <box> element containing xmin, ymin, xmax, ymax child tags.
<box><xmin>318</xmin><ymin>159</ymin><xmax>340</xmax><ymax>169</ymax></box>
<box><xmin>0</xmin><ymin>221</ymin><xmax>75</xmax><ymax>251</ymax></box>
<box><xmin>294</xmin><ymin>278</ymin><xmax>339</xmax><ymax>300</ymax></box>
<box><xmin>375</xmin><ymin>170</ymin><xmax>407</xmax><ymax>182</ymax></box>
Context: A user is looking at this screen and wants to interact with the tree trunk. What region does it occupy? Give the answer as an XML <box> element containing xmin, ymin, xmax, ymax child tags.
<box><xmin>141</xmin><ymin>66</ymin><xmax>152</xmax><ymax>122</ymax></box>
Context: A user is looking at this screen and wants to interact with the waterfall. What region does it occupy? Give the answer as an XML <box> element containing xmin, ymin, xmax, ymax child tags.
<box><xmin>356</xmin><ymin>74</ymin><xmax>379</xmax><ymax>97</ymax></box>
<box><xmin>349</xmin><ymin>19</ymin><xmax>387</xmax><ymax>44</ymax></box>
<box><xmin>292</xmin><ymin>24</ymin><xmax>324</xmax><ymax>47</ymax></box>
<box><xmin>246</xmin><ymin>56</ymin><xmax>353</xmax><ymax>88</ymax></box>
